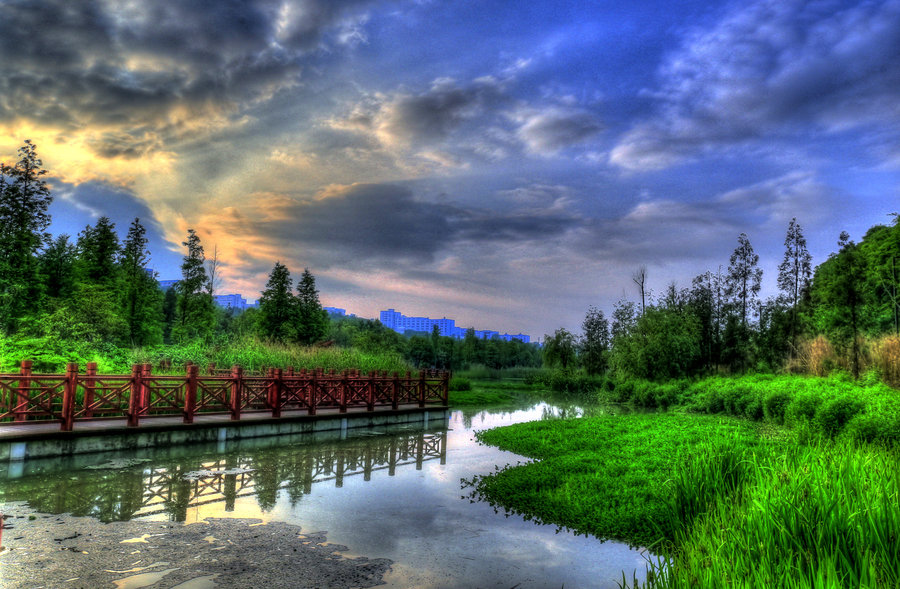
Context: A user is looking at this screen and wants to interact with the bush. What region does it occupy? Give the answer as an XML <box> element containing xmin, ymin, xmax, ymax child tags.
<box><xmin>815</xmin><ymin>396</ymin><xmax>866</xmax><ymax>437</ymax></box>
<box><xmin>763</xmin><ymin>390</ymin><xmax>792</xmax><ymax>424</ymax></box>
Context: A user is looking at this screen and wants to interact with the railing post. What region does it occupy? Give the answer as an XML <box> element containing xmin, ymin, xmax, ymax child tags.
<box><xmin>15</xmin><ymin>360</ymin><xmax>32</xmax><ymax>422</ymax></box>
<box><xmin>418</xmin><ymin>370</ymin><xmax>426</xmax><ymax>408</ymax></box>
<box><xmin>442</xmin><ymin>371</ymin><xmax>450</xmax><ymax>406</ymax></box>
<box><xmin>184</xmin><ymin>364</ymin><xmax>198</xmax><ymax>424</ymax></box>
<box><xmin>367</xmin><ymin>371</ymin><xmax>375</xmax><ymax>411</ymax></box>
<box><xmin>271</xmin><ymin>368</ymin><xmax>282</xmax><ymax>418</ymax></box>
<box><xmin>339</xmin><ymin>370</ymin><xmax>348</xmax><ymax>414</ymax></box>
<box><xmin>207</xmin><ymin>362</ymin><xmax>216</xmax><ymax>376</ymax></box>
<box><xmin>127</xmin><ymin>364</ymin><xmax>141</xmax><ymax>427</ymax></box>
<box><xmin>60</xmin><ymin>363</ymin><xmax>78</xmax><ymax>432</ymax></box>
<box><xmin>83</xmin><ymin>362</ymin><xmax>97</xmax><ymax>418</ymax></box>
<box><xmin>391</xmin><ymin>372</ymin><xmax>399</xmax><ymax>410</ymax></box>
<box><xmin>309</xmin><ymin>369</ymin><xmax>317</xmax><ymax>416</ymax></box>
<box><xmin>141</xmin><ymin>364</ymin><xmax>152</xmax><ymax>416</ymax></box>
<box><xmin>230</xmin><ymin>365</ymin><xmax>242</xmax><ymax>420</ymax></box>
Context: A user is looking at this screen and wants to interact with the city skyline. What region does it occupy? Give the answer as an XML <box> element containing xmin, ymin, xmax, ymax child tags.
<box><xmin>1</xmin><ymin>1</ymin><xmax>897</xmax><ymax>338</ymax></box>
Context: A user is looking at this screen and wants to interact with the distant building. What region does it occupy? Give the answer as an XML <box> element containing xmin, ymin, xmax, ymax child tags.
<box><xmin>214</xmin><ymin>294</ymin><xmax>249</xmax><ymax>310</ymax></box>
<box><xmin>378</xmin><ymin>308</ymin><xmax>530</xmax><ymax>343</ymax></box>
<box><xmin>158</xmin><ymin>279</ymin><xmax>179</xmax><ymax>291</ymax></box>
<box><xmin>324</xmin><ymin>307</ymin><xmax>346</xmax><ymax>316</ymax></box>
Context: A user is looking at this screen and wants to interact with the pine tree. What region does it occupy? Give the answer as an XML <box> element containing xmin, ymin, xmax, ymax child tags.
<box><xmin>258</xmin><ymin>262</ymin><xmax>296</xmax><ymax>342</ymax></box>
<box><xmin>295</xmin><ymin>268</ymin><xmax>328</xmax><ymax>345</ymax></box>
<box><xmin>120</xmin><ymin>218</ymin><xmax>163</xmax><ymax>346</ymax></box>
<box><xmin>777</xmin><ymin>218</ymin><xmax>812</xmax><ymax>352</ymax></box>
<box><xmin>0</xmin><ymin>140</ymin><xmax>52</xmax><ymax>332</ymax></box>
<box><xmin>38</xmin><ymin>234</ymin><xmax>76</xmax><ymax>300</ymax></box>
<box><xmin>75</xmin><ymin>216</ymin><xmax>120</xmax><ymax>285</ymax></box>
<box><xmin>173</xmin><ymin>229</ymin><xmax>215</xmax><ymax>342</ymax></box>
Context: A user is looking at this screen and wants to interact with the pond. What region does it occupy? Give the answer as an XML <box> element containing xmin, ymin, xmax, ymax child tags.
<box><xmin>0</xmin><ymin>401</ymin><xmax>652</xmax><ymax>588</ymax></box>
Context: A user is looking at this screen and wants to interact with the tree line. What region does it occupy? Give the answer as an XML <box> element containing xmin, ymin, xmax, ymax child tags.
<box><xmin>549</xmin><ymin>215</ymin><xmax>900</xmax><ymax>381</ymax></box>
<box><xmin>0</xmin><ymin>140</ymin><xmax>540</xmax><ymax>372</ymax></box>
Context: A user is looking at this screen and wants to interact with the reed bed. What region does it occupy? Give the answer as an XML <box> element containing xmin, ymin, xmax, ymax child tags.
<box><xmin>636</xmin><ymin>439</ymin><xmax>900</xmax><ymax>588</ymax></box>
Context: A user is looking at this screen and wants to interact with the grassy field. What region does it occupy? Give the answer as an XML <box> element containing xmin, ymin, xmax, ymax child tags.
<box><xmin>448</xmin><ymin>378</ymin><xmax>539</xmax><ymax>406</ymax></box>
<box><xmin>473</xmin><ymin>403</ymin><xmax>900</xmax><ymax>587</ymax></box>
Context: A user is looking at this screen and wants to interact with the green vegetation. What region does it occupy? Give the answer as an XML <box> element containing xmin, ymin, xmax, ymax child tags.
<box><xmin>473</xmin><ymin>411</ymin><xmax>900</xmax><ymax>588</ymax></box>
<box><xmin>472</xmin><ymin>413</ymin><xmax>765</xmax><ymax>547</ymax></box>
<box><xmin>449</xmin><ymin>378</ymin><xmax>538</xmax><ymax>407</ymax></box>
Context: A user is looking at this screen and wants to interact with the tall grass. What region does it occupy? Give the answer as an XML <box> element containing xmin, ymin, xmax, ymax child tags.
<box><xmin>0</xmin><ymin>335</ymin><xmax>411</xmax><ymax>374</ymax></box>
<box><xmin>637</xmin><ymin>439</ymin><xmax>900</xmax><ymax>588</ymax></box>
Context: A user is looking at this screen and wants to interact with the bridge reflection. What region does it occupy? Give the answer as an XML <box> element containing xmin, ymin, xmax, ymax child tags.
<box><xmin>0</xmin><ymin>428</ymin><xmax>448</xmax><ymax>522</ymax></box>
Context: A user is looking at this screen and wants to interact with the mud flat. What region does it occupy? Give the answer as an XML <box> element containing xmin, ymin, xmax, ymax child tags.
<box><xmin>0</xmin><ymin>503</ymin><xmax>391</xmax><ymax>589</ymax></box>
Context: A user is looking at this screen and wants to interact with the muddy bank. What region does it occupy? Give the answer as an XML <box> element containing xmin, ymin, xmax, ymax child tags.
<box><xmin>0</xmin><ymin>504</ymin><xmax>391</xmax><ymax>588</ymax></box>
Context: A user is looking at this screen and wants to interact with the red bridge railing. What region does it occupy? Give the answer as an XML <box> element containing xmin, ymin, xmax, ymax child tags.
<box><xmin>0</xmin><ymin>360</ymin><xmax>450</xmax><ymax>432</ymax></box>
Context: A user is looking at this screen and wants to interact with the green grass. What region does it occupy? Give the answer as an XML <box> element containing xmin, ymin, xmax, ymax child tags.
<box><xmin>0</xmin><ymin>335</ymin><xmax>412</xmax><ymax>374</ymax></box>
<box><xmin>473</xmin><ymin>408</ymin><xmax>900</xmax><ymax>588</ymax></box>
<box><xmin>471</xmin><ymin>412</ymin><xmax>766</xmax><ymax>548</ymax></box>
<box><xmin>606</xmin><ymin>373</ymin><xmax>900</xmax><ymax>445</ymax></box>
<box><xmin>450</xmin><ymin>379</ymin><xmax>540</xmax><ymax>407</ymax></box>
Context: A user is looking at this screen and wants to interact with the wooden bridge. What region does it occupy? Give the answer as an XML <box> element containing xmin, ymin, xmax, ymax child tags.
<box><xmin>0</xmin><ymin>361</ymin><xmax>450</xmax><ymax>434</ymax></box>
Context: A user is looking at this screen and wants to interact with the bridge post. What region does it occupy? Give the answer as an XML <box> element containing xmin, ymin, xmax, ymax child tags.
<box><xmin>418</xmin><ymin>370</ymin><xmax>426</xmax><ymax>408</ymax></box>
<box><xmin>339</xmin><ymin>370</ymin><xmax>348</xmax><ymax>414</ymax></box>
<box><xmin>60</xmin><ymin>363</ymin><xmax>78</xmax><ymax>432</ymax></box>
<box><xmin>391</xmin><ymin>372</ymin><xmax>399</xmax><ymax>410</ymax></box>
<box><xmin>15</xmin><ymin>360</ymin><xmax>32</xmax><ymax>422</ymax></box>
<box><xmin>184</xmin><ymin>363</ymin><xmax>198</xmax><ymax>424</ymax></box>
<box><xmin>367</xmin><ymin>371</ymin><xmax>375</xmax><ymax>411</ymax></box>
<box><xmin>309</xmin><ymin>370</ymin><xmax>317</xmax><ymax>416</ymax></box>
<box><xmin>127</xmin><ymin>364</ymin><xmax>141</xmax><ymax>426</ymax></box>
<box><xmin>230</xmin><ymin>365</ymin><xmax>242</xmax><ymax>420</ymax></box>
<box><xmin>83</xmin><ymin>362</ymin><xmax>97</xmax><ymax>418</ymax></box>
<box><xmin>271</xmin><ymin>368</ymin><xmax>282</xmax><ymax>418</ymax></box>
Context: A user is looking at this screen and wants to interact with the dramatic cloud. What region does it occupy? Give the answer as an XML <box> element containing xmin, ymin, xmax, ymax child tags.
<box><xmin>611</xmin><ymin>0</ymin><xmax>900</xmax><ymax>170</ymax></box>
<box><xmin>513</xmin><ymin>106</ymin><xmax>603</xmax><ymax>155</ymax></box>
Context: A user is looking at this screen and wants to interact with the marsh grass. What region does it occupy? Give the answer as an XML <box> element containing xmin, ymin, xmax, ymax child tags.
<box><xmin>635</xmin><ymin>439</ymin><xmax>900</xmax><ymax>588</ymax></box>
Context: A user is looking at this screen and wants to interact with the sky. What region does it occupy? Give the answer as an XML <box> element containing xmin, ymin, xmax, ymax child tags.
<box><xmin>1</xmin><ymin>0</ymin><xmax>898</xmax><ymax>340</ymax></box>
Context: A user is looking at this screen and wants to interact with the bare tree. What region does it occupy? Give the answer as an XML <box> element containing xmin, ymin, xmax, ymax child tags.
<box><xmin>205</xmin><ymin>243</ymin><xmax>222</xmax><ymax>298</ymax></box>
<box><xmin>632</xmin><ymin>265</ymin><xmax>647</xmax><ymax>315</ymax></box>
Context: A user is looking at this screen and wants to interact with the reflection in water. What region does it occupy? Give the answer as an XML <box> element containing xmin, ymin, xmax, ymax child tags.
<box><xmin>0</xmin><ymin>428</ymin><xmax>447</xmax><ymax>523</ymax></box>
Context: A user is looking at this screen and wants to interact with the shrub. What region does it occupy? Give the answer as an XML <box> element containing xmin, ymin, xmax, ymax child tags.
<box><xmin>784</xmin><ymin>391</ymin><xmax>822</xmax><ymax>426</ymax></box>
<box><xmin>763</xmin><ymin>390</ymin><xmax>792</xmax><ymax>424</ymax></box>
<box><xmin>449</xmin><ymin>377</ymin><xmax>472</xmax><ymax>391</ymax></box>
<box><xmin>815</xmin><ymin>396</ymin><xmax>866</xmax><ymax>437</ymax></box>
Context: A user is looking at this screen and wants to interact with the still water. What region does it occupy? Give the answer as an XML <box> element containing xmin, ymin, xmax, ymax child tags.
<box><xmin>0</xmin><ymin>402</ymin><xmax>652</xmax><ymax>588</ymax></box>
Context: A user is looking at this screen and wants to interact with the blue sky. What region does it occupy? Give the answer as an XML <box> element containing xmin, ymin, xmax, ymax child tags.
<box><xmin>1</xmin><ymin>0</ymin><xmax>898</xmax><ymax>338</ymax></box>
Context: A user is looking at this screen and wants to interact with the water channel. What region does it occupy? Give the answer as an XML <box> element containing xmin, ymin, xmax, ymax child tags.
<box><xmin>0</xmin><ymin>401</ymin><xmax>652</xmax><ymax>588</ymax></box>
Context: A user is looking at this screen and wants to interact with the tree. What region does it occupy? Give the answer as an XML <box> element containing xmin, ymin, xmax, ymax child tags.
<box><xmin>173</xmin><ymin>229</ymin><xmax>215</xmax><ymax>342</ymax></box>
<box><xmin>726</xmin><ymin>233</ymin><xmax>763</xmax><ymax>329</ymax></box>
<box><xmin>294</xmin><ymin>268</ymin><xmax>328</xmax><ymax>345</ymax></box>
<box><xmin>119</xmin><ymin>218</ymin><xmax>163</xmax><ymax>346</ymax></box>
<box><xmin>75</xmin><ymin>216</ymin><xmax>120</xmax><ymax>286</ymax></box>
<box><xmin>543</xmin><ymin>328</ymin><xmax>577</xmax><ymax>370</ymax></box>
<box><xmin>580</xmin><ymin>306</ymin><xmax>610</xmax><ymax>376</ymax></box>
<box><xmin>38</xmin><ymin>234</ymin><xmax>76</xmax><ymax>300</ymax></box>
<box><xmin>257</xmin><ymin>262</ymin><xmax>296</xmax><ymax>342</ymax></box>
<box><xmin>777</xmin><ymin>218</ymin><xmax>812</xmax><ymax>353</ymax></box>
<box><xmin>811</xmin><ymin>232</ymin><xmax>869</xmax><ymax>378</ymax></box>
<box><xmin>0</xmin><ymin>140</ymin><xmax>52</xmax><ymax>332</ymax></box>
<box><xmin>632</xmin><ymin>266</ymin><xmax>648</xmax><ymax>315</ymax></box>
<box><xmin>206</xmin><ymin>243</ymin><xmax>222</xmax><ymax>298</ymax></box>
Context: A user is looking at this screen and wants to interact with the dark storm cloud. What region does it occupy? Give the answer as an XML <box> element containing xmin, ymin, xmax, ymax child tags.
<box><xmin>377</xmin><ymin>78</ymin><xmax>507</xmax><ymax>145</ymax></box>
<box><xmin>611</xmin><ymin>0</ymin><xmax>900</xmax><ymax>170</ymax></box>
<box><xmin>0</xmin><ymin>0</ymin><xmax>373</xmax><ymax>150</ymax></box>
<box><xmin>220</xmin><ymin>183</ymin><xmax>581</xmax><ymax>267</ymax></box>
<box><xmin>515</xmin><ymin>107</ymin><xmax>604</xmax><ymax>154</ymax></box>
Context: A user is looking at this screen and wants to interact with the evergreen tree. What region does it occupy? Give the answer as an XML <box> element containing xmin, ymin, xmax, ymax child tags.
<box><xmin>119</xmin><ymin>218</ymin><xmax>163</xmax><ymax>346</ymax></box>
<box><xmin>75</xmin><ymin>216</ymin><xmax>120</xmax><ymax>285</ymax></box>
<box><xmin>38</xmin><ymin>234</ymin><xmax>76</xmax><ymax>300</ymax></box>
<box><xmin>0</xmin><ymin>140</ymin><xmax>52</xmax><ymax>333</ymax></box>
<box><xmin>777</xmin><ymin>218</ymin><xmax>812</xmax><ymax>352</ymax></box>
<box><xmin>173</xmin><ymin>229</ymin><xmax>215</xmax><ymax>342</ymax></box>
<box><xmin>726</xmin><ymin>232</ymin><xmax>763</xmax><ymax>329</ymax></box>
<box><xmin>580</xmin><ymin>306</ymin><xmax>610</xmax><ymax>376</ymax></box>
<box><xmin>257</xmin><ymin>262</ymin><xmax>296</xmax><ymax>342</ymax></box>
<box><xmin>294</xmin><ymin>268</ymin><xmax>328</xmax><ymax>345</ymax></box>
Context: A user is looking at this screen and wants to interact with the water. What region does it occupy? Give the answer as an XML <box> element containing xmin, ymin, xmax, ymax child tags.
<box><xmin>0</xmin><ymin>402</ymin><xmax>652</xmax><ymax>588</ymax></box>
